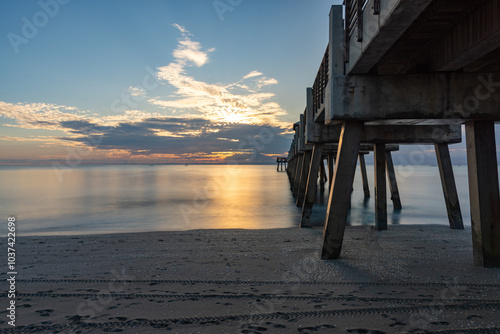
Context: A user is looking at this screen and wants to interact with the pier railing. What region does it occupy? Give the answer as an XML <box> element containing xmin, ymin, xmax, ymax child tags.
<box><xmin>312</xmin><ymin>44</ymin><xmax>329</xmax><ymax>118</ymax></box>
<box><xmin>345</xmin><ymin>0</ymin><xmax>380</xmax><ymax>62</ymax></box>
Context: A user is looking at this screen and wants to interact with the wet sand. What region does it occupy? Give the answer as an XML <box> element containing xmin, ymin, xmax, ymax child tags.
<box><xmin>1</xmin><ymin>225</ymin><xmax>500</xmax><ymax>333</ymax></box>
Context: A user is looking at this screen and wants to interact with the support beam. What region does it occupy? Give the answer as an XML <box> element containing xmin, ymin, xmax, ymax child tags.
<box><xmin>319</xmin><ymin>157</ymin><xmax>327</xmax><ymax>192</ymax></box>
<box><xmin>301</xmin><ymin>144</ymin><xmax>324</xmax><ymax>227</ymax></box>
<box><xmin>359</xmin><ymin>153</ymin><xmax>370</xmax><ymax>198</ymax></box>
<box><xmin>331</xmin><ymin>73</ymin><xmax>500</xmax><ymax>120</ymax></box>
<box><xmin>435</xmin><ymin>143</ymin><xmax>464</xmax><ymax>230</ymax></box>
<box><xmin>292</xmin><ymin>154</ymin><xmax>303</xmax><ymax>196</ymax></box>
<box><xmin>296</xmin><ymin>151</ymin><xmax>312</xmax><ymax>207</ymax></box>
<box><xmin>322</xmin><ymin>122</ymin><xmax>363</xmax><ymax>259</ymax></box>
<box><xmin>327</xmin><ymin>154</ymin><xmax>335</xmax><ymax>189</ymax></box>
<box><xmin>374</xmin><ymin>143</ymin><xmax>387</xmax><ymax>230</ymax></box>
<box><xmin>465</xmin><ymin>121</ymin><xmax>500</xmax><ymax>267</ymax></box>
<box><xmin>317</xmin><ymin>124</ymin><xmax>462</xmax><ymax>144</ymax></box>
<box><xmin>385</xmin><ymin>151</ymin><xmax>402</xmax><ymax>210</ymax></box>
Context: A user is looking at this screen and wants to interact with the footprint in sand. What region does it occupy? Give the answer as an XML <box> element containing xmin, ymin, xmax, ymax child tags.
<box><xmin>347</xmin><ymin>329</ymin><xmax>387</xmax><ymax>334</ymax></box>
<box><xmin>35</xmin><ymin>309</ymin><xmax>54</xmax><ymax>317</ymax></box>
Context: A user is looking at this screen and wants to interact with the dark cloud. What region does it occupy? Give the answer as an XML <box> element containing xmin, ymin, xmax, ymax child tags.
<box><xmin>58</xmin><ymin>116</ymin><xmax>291</xmax><ymax>161</ymax></box>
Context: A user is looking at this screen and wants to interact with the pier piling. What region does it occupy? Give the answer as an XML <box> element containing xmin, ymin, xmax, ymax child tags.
<box><xmin>321</xmin><ymin>122</ymin><xmax>363</xmax><ymax>259</ymax></box>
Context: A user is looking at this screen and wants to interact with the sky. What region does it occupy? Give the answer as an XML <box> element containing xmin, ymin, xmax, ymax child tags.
<box><xmin>0</xmin><ymin>0</ymin><xmax>498</xmax><ymax>166</ymax></box>
<box><xmin>0</xmin><ymin>0</ymin><xmax>339</xmax><ymax>165</ymax></box>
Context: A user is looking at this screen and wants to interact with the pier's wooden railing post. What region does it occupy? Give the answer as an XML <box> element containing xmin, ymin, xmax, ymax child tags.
<box><xmin>435</xmin><ymin>143</ymin><xmax>463</xmax><ymax>229</ymax></box>
<box><xmin>374</xmin><ymin>143</ymin><xmax>387</xmax><ymax>230</ymax></box>
<box><xmin>465</xmin><ymin>121</ymin><xmax>500</xmax><ymax>267</ymax></box>
<box><xmin>322</xmin><ymin>121</ymin><xmax>363</xmax><ymax>259</ymax></box>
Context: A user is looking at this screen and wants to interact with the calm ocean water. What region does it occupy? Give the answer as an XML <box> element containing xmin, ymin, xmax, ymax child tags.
<box><xmin>0</xmin><ymin>164</ymin><xmax>481</xmax><ymax>236</ymax></box>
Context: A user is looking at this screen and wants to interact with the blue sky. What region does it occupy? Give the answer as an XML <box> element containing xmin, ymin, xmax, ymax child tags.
<box><xmin>0</xmin><ymin>0</ymin><xmax>498</xmax><ymax>166</ymax></box>
<box><xmin>0</xmin><ymin>0</ymin><xmax>338</xmax><ymax>164</ymax></box>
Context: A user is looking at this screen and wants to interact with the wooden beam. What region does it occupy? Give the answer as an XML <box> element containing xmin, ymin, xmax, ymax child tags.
<box><xmin>374</xmin><ymin>143</ymin><xmax>387</xmax><ymax>230</ymax></box>
<box><xmin>292</xmin><ymin>154</ymin><xmax>303</xmax><ymax>197</ymax></box>
<box><xmin>319</xmin><ymin>157</ymin><xmax>327</xmax><ymax>192</ymax></box>
<box><xmin>465</xmin><ymin>121</ymin><xmax>500</xmax><ymax>267</ymax></box>
<box><xmin>301</xmin><ymin>144</ymin><xmax>324</xmax><ymax>227</ymax></box>
<box><xmin>327</xmin><ymin>154</ymin><xmax>335</xmax><ymax>190</ymax></box>
<box><xmin>296</xmin><ymin>151</ymin><xmax>312</xmax><ymax>207</ymax></box>
<box><xmin>322</xmin><ymin>121</ymin><xmax>363</xmax><ymax>259</ymax></box>
<box><xmin>385</xmin><ymin>151</ymin><xmax>402</xmax><ymax>210</ymax></box>
<box><xmin>359</xmin><ymin>153</ymin><xmax>370</xmax><ymax>198</ymax></box>
<box><xmin>435</xmin><ymin>143</ymin><xmax>464</xmax><ymax>230</ymax></box>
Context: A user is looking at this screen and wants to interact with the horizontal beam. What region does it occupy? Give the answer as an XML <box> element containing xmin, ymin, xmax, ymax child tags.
<box><xmin>307</xmin><ymin>124</ymin><xmax>461</xmax><ymax>144</ymax></box>
<box><xmin>331</xmin><ymin>73</ymin><xmax>500</xmax><ymax>120</ymax></box>
<box><xmin>323</xmin><ymin>143</ymin><xmax>400</xmax><ymax>154</ymax></box>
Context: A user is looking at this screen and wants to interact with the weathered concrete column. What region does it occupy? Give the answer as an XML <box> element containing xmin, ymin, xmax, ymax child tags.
<box><xmin>322</xmin><ymin>122</ymin><xmax>363</xmax><ymax>259</ymax></box>
<box><xmin>327</xmin><ymin>154</ymin><xmax>335</xmax><ymax>190</ymax></box>
<box><xmin>385</xmin><ymin>151</ymin><xmax>402</xmax><ymax>210</ymax></box>
<box><xmin>374</xmin><ymin>143</ymin><xmax>387</xmax><ymax>230</ymax></box>
<box><xmin>319</xmin><ymin>158</ymin><xmax>327</xmax><ymax>192</ymax></box>
<box><xmin>296</xmin><ymin>151</ymin><xmax>312</xmax><ymax>207</ymax></box>
<box><xmin>358</xmin><ymin>153</ymin><xmax>370</xmax><ymax>198</ymax></box>
<box><xmin>435</xmin><ymin>143</ymin><xmax>464</xmax><ymax>230</ymax></box>
<box><xmin>288</xmin><ymin>158</ymin><xmax>295</xmax><ymax>187</ymax></box>
<box><xmin>301</xmin><ymin>144</ymin><xmax>324</xmax><ymax>227</ymax></box>
<box><xmin>465</xmin><ymin>121</ymin><xmax>500</xmax><ymax>267</ymax></box>
<box><xmin>292</xmin><ymin>154</ymin><xmax>303</xmax><ymax>196</ymax></box>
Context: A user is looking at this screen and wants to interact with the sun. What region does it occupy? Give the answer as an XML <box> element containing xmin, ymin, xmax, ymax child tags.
<box><xmin>213</xmin><ymin>107</ymin><xmax>249</xmax><ymax>124</ymax></box>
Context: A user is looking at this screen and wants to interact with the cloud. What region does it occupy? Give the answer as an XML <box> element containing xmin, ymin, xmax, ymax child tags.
<box><xmin>128</xmin><ymin>86</ymin><xmax>146</xmax><ymax>97</ymax></box>
<box><xmin>0</xmin><ymin>25</ymin><xmax>293</xmax><ymax>164</ymax></box>
<box><xmin>155</xmin><ymin>25</ymin><xmax>288</xmax><ymax>128</ymax></box>
<box><xmin>170</xmin><ymin>25</ymin><xmax>213</xmax><ymax>67</ymax></box>
<box><xmin>172</xmin><ymin>23</ymin><xmax>188</xmax><ymax>34</ymax></box>
<box><xmin>62</xmin><ymin>118</ymin><xmax>291</xmax><ymax>158</ymax></box>
<box><xmin>243</xmin><ymin>70</ymin><xmax>263</xmax><ymax>79</ymax></box>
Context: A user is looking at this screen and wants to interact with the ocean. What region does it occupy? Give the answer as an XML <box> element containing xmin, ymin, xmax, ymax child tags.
<box><xmin>0</xmin><ymin>164</ymin><xmax>478</xmax><ymax>236</ymax></box>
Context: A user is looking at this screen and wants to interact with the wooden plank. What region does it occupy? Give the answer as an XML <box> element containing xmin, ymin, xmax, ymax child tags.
<box><xmin>301</xmin><ymin>144</ymin><xmax>324</xmax><ymax>227</ymax></box>
<box><xmin>385</xmin><ymin>151</ymin><xmax>402</xmax><ymax>210</ymax></box>
<box><xmin>435</xmin><ymin>143</ymin><xmax>464</xmax><ymax>229</ymax></box>
<box><xmin>374</xmin><ymin>143</ymin><xmax>387</xmax><ymax>230</ymax></box>
<box><xmin>321</xmin><ymin>121</ymin><xmax>363</xmax><ymax>259</ymax></box>
<box><xmin>465</xmin><ymin>121</ymin><xmax>500</xmax><ymax>267</ymax></box>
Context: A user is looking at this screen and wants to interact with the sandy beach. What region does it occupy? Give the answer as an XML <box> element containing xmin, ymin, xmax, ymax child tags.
<box><xmin>1</xmin><ymin>225</ymin><xmax>500</xmax><ymax>333</ymax></box>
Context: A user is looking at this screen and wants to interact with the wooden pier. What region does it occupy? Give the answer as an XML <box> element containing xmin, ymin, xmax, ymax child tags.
<box><xmin>286</xmin><ymin>1</ymin><xmax>500</xmax><ymax>267</ymax></box>
<box><xmin>276</xmin><ymin>157</ymin><xmax>287</xmax><ymax>172</ymax></box>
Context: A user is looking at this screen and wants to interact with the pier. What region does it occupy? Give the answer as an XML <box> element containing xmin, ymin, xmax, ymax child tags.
<box><xmin>286</xmin><ymin>1</ymin><xmax>500</xmax><ymax>267</ymax></box>
<box><xmin>276</xmin><ymin>157</ymin><xmax>287</xmax><ymax>172</ymax></box>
